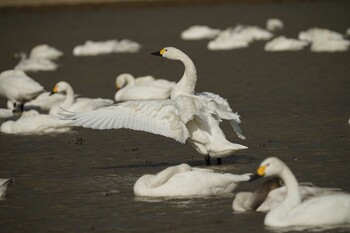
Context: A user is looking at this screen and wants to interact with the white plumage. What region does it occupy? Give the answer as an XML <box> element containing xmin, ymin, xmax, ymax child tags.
<box><xmin>0</xmin><ymin>70</ymin><xmax>44</xmax><ymax>108</ymax></box>
<box><xmin>0</xmin><ymin>110</ymin><xmax>71</xmax><ymax>134</ymax></box>
<box><xmin>252</xmin><ymin>157</ymin><xmax>350</xmax><ymax>228</ymax></box>
<box><xmin>63</xmin><ymin>47</ymin><xmax>247</xmax><ymax>164</ymax></box>
<box><xmin>49</xmin><ymin>81</ymin><xmax>113</xmax><ymax>117</ymax></box>
<box><xmin>134</xmin><ymin>163</ymin><xmax>251</xmax><ymax>197</ymax></box>
<box><xmin>114</xmin><ymin>73</ymin><xmax>175</xmax><ymax>101</ymax></box>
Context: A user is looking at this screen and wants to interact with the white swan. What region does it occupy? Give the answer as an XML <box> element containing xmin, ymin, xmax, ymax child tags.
<box><xmin>134</xmin><ymin>163</ymin><xmax>251</xmax><ymax>197</ymax></box>
<box><xmin>29</xmin><ymin>44</ymin><xmax>63</xmax><ymax>60</ymax></box>
<box><xmin>0</xmin><ymin>108</ymin><xmax>13</xmax><ymax>118</ymax></box>
<box><xmin>0</xmin><ymin>110</ymin><xmax>71</xmax><ymax>134</ymax></box>
<box><xmin>0</xmin><ymin>178</ymin><xmax>12</xmax><ymax>199</ymax></box>
<box><xmin>0</xmin><ymin>70</ymin><xmax>44</xmax><ymax>110</ymax></box>
<box><xmin>251</xmin><ymin>157</ymin><xmax>350</xmax><ymax>228</ymax></box>
<box><xmin>114</xmin><ymin>73</ymin><xmax>175</xmax><ymax>101</ymax></box>
<box><xmin>233</xmin><ymin>177</ymin><xmax>340</xmax><ymax>212</ymax></box>
<box><xmin>23</xmin><ymin>92</ymin><xmax>67</xmax><ymax>111</ymax></box>
<box><xmin>49</xmin><ymin>81</ymin><xmax>114</xmax><ymax>117</ymax></box>
<box><xmin>264</xmin><ymin>36</ymin><xmax>309</xmax><ymax>52</ymax></box>
<box><xmin>181</xmin><ymin>25</ymin><xmax>221</xmax><ymax>40</ymax></box>
<box><xmin>14</xmin><ymin>52</ymin><xmax>58</xmax><ymax>72</ymax></box>
<box><xmin>63</xmin><ymin>47</ymin><xmax>247</xmax><ymax>165</ymax></box>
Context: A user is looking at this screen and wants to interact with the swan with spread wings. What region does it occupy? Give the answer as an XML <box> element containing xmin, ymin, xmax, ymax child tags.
<box><xmin>64</xmin><ymin>47</ymin><xmax>247</xmax><ymax>165</ymax></box>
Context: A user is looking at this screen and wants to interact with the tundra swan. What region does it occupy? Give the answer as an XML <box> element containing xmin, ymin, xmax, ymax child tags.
<box><xmin>24</xmin><ymin>91</ymin><xmax>67</xmax><ymax>111</ymax></box>
<box><xmin>63</xmin><ymin>47</ymin><xmax>247</xmax><ymax>165</ymax></box>
<box><xmin>0</xmin><ymin>70</ymin><xmax>44</xmax><ymax>111</ymax></box>
<box><xmin>49</xmin><ymin>81</ymin><xmax>113</xmax><ymax>117</ymax></box>
<box><xmin>14</xmin><ymin>52</ymin><xmax>58</xmax><ymax>72</ymax></box>
<box><xmin>233</xmin><ymin>177</ymin><xmax>340</xmax><ymax>212</ymax></box>
<box><xmin>0</xmin><ymin>178</ymin><xmax>12</xmax><ymax>199</ymax></box>
<box><xmin>114</xmin><ymin>73</ymin><xmax>175</xmax><ymax>101</ymax></box>
<box><xmin>0</xmin><ymin>110</ymin><xmax>71</xmax><ymax>134</ymax></box>
<box><xmin>134</xmin><ymin>163</ymin><xmax>251</xmax><ymax>197</ymax></box>
<box><xmin>250</xmin><ymin>157</ymin><xmax>350</xmax><ymax>228</ymax></box>
<box><xmin>181</xmin><ymin>25</ymin><xmax>221</xmax><ymax>40</ymax></box>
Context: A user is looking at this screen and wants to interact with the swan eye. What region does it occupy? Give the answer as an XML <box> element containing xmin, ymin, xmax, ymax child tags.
<box><xmin>266</xmin><ymin>163</ymin><xmax>270</xmax><ymax>167</ymax></box>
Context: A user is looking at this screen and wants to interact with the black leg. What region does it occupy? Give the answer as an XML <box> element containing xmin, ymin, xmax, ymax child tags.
<box><xmin>217</xmin><ymin>158</ymin><xmax>222</xmax><ymax>165</ymax></box>
<box><xmin>20</xmin><ymin>103</ymin><xmax>24</xmax><ymax>112</ymax></box>
<box><xmin>205</xmin><ymin>155</ymin><xmax>211</xmax><ymax>166</ymax></box>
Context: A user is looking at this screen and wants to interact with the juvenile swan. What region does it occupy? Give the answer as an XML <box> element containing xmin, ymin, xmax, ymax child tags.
<box><xmin>64</xmin><ymin>47</ymin><xmax>247</xmax><ymax>165</ymax></box>
<box><xmin>134</xmin><ymin>163</ymin><xmax>251</xmax><ymax>197</ymax></box>
<box><xmin>114</xmin><ymin>73</ymin><xmax>175</xmax><ymax>101</ymax></box>
<box><xmin>251</xmin><ymin>157</ymin><xmax>350</xmax><ymax>228</ymax></box>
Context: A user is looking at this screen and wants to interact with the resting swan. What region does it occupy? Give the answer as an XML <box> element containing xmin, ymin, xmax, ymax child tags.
<box><xmin>251</xmin><ymin>157</ymin><xmax>350</xmax><ymax>228</ymax></box>
<box><xmin>0</xmin><ymin>70</ymin><xmax>44</xmax><ymax>111</ymax></box>
<box><xmin>63</xmin><ymin>47</ymin><xmax>247</xmax><ymax>165</ymax></box>
<box><xmin>114</xmin><ymin>73</ymin><xmax>175</xmax><ymax>101</ymax></box>
<box><xmin>134</xmin><ymin>163</ymin><xmax>251</xmax><ymax>197</ymax></box>
<box><xmin>49</xmin><ymin>81</ymin><xmax>114</xmax><ymax>117</ymax></box>
<box><xmin>233</xmin><ymin>177</ymin><xmax>340</xmax><ymax>212</ymax></box>
<box><xmin>1</xmin><ymin>110</ymin><xmax>72</xmax><ymax>134</ymax></box>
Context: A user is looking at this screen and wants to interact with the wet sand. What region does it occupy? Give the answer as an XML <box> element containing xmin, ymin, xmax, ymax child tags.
<box><xmin>0</xmin><ymin>1</ymin><xmax>350</xmax><ymax>232</ymax></box>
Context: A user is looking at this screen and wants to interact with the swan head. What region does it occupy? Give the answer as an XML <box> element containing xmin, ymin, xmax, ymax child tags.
<box><xmin>50</xmin><ymin>81</ymin><xmax>70</xmax><ymax>95</ymax></box>
<box><xmin>250</xmin><ymin>157</ymin><xmax>285</xmax><ymax>181</ymax></box>
<box><xmin>151</xmin><ymin>47</ymin><xmax>184</xmax><ymax>60</ymax></box>
<box><xmin>115</xmin><ymin>73</ymin><xmax>133</xmax><ymax>90</ymax></box>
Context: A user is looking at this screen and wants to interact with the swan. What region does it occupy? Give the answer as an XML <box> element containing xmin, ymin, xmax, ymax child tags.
<box><xmin>250</xmin><ymin>157</ymin><xmax>350</xmax><ymax>228</ymax></box>
<box><xmin>266</xmin><ymin>18</ymin><xmax>284</xmax><ymax>31</ymax></box>
<box><xmin>0</xmin><ymin>70</ymin><xmax>44</xmax><ymax>111</ymax></box>
<box><xmin>114</xmin><ymin>73</ymin><xmax>175</xmax><ymax>101</ymax></box>
<box><xmin>49</xmin><ymin>81</ymin><xmax>114</xmax><ymax>117</ymax></box>
<box><xmin>0</xmin><ymin>178</ymin><xmax>12</xmax><ymax>199</ymax></box>
<box><xmin>1</xmin><ymin>110</ymin><xmax>72</xmax><ymax>134</ymax></box>
<box><xmin>14</xmin><ymin>52</ymin><xmax>58</xmax><ymax>72</ymax></box>
<box><xmin>0</xmin><ymin>108</ymin><xmax>14</xmax><ymax>118</ymax></box>
<box><xmin>181</xmin><ymin>25</ymin><xmax>221</xmax><ymax>40</ymax></box>
<box><xmin>264</xmin><ymin>36</ymin><xmax>309</xmax><ymax>52</ymax></box>
<box><xmin>63</xmin><ymin>47</ymin><xmax>247</xmax><ymax>165</ymax></box>
<box><xmin>29</xmin><ymin>44</ymin><xmax>63</xmax><ymax>60</ymax></box>
<box><xmin>233</xmin><ymin>177</ymin><xmax>340</xmax><ymax>212</ymax></box>
<box><xmin>23</xmin><ymin>92</ymin><xmax>67</xmax><ymax>111</ymax></box>
<box><xmin>134</xmin><ymin>163</ymin><xmax>251</xmax><ymax>197</ymax></box>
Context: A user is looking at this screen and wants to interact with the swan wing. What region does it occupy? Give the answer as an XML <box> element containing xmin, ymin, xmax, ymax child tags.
<box><xmin>196</xmin><ymin>92</ymin><xmax>246</xmax><ymax>139</ymax></box>
<box><xmin>62</xmin><ymin>99</ymin><xmax>189</xmax><ymax>143</ymax></box>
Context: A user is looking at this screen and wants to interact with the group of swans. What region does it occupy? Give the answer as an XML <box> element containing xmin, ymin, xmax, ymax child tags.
<box><xmin>133</xmin><ymin>157</ymin><xmax>350</xmax><ymax>229</ymax></box>
<box><xmin>236</xmin><ymin>157</ymin><xmax>350</xmax><ymax>228</ymax></box>
<box><xmin>64</xmin><ymin>47</ymin><xmax>247</xmax><ymax>165</ymax></box>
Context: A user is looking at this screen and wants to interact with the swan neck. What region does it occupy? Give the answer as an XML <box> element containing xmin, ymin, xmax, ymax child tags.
<box><xmin>171</xmin><ymin>52</ymin><xmax>197</xmax><ymax>98</ymax></box>
<box><xmin>124</xmin><ymin>75</ymin><xmax>135</xmax><ymax>87</ymax></box>
<box><xmin>61</xmin><ymin>85</ymin><xmax>75</xmax><ymax>108</ymax></box>
<box><xmin>280</xmin><ymin>166</ymin><xmax>301</xmax><ymax>208</ymax></box>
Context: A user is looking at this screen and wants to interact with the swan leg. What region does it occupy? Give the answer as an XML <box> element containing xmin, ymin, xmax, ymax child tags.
<box><xmin>205</xmin><ymin>155</ymin><xmax>211</xmax><ymax>166</ymax></box>
<box><xmin>217</xmin><ymin>158</ymin><xmax>222</xmax><ymax>165</ymax></box>
<box><xmin>20</xmin><ymin>103</ymin><xmax>24</xmax><ymax>112</ymax></box>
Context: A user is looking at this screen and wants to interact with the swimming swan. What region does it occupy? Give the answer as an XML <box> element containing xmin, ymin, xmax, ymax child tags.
<box><xmin>134</xmin><ymin>163</ymin><xmax>251</xmax><ymax>197</ymax></box>
<box><xmin>0</xmin><ymin>178</ymin><xmax>12</xmax><ymax>199</ymax></box>
<box><xmin>250</xmin><ymin>157</ymin><xmax>350</xmax><ymax>227</ymax></box>
<box><xmin>0</xmin><ymin>70</ymin><xmax>44</xmax><ymax>111</ymax></box>
<box><xmin>49</xmin><ymin>81</ymin><xmax>114</xmax><ymax>117</ymax></box>
<box><xmin>63</xmin><ymin>47</ymin><xmax>247</xmax><ymax>165</ymax></box>
<box><xmin>114</xmin><ymin>73</ymin><xmax>175</xmax><ymax>101</ymax></box>
<box><xmin>0</xmin><ymin>110</ymin><xmax>72</xmax><ymax>134</ymax></box>
<box><xmin>233</xmin><ymin>177</ymin><xmax>340</xmax><ymax>212</ymax></box>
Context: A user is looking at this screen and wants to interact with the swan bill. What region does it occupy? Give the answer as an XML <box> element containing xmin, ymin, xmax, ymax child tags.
<box><xmin>151</xmin><ymin>51</ymin><xmax>162</xmax><ymax>56</ymax></box>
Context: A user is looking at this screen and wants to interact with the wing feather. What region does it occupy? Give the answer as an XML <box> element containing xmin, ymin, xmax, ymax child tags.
<box><xmin>63</xmin><ymin>100</ymin><xmax>189</xmax><ymax>143</ymax></box>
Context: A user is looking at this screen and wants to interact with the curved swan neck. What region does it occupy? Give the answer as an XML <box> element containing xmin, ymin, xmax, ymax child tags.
<box><xmin>280</xmin><ymin>166</ymin><xmax>301</xmax><ymax>208</ymax></box>
<box><xmin>171</xmin><ymin>52</ymin><xmax>197</xmax><ymax>98</ymax></box>
<box><xmin>123</xmin><ymin>75</ymin><xmax>135</xmax><ymax>87</ymax></box>
<box><xmin>61</xmin><ymin>84</ymin><xmax>75</xmax><ymax>108</ymax></box>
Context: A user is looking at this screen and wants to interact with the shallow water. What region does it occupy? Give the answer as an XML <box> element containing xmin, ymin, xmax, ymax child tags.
<box><xmin>0</xmin><ymin>1</ymin><xmax>350</xmax><ymax>232</ymax></box>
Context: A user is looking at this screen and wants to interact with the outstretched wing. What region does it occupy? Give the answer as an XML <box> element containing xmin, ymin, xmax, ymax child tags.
<box><xmin>196</xmin><ymin>92</ymin><xmax>246</xmax><ymax>140</ymax></box>
<box><xmin>62</xmin><ymin>99</ymin><xmax>189</xmax><ymax>143</ymax></box>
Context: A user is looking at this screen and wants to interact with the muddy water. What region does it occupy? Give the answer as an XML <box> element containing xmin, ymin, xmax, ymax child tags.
<box><xmin>0</xmin><ymin>1</ymin><xmax>350</xmax><ymax>232</ymax></box>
